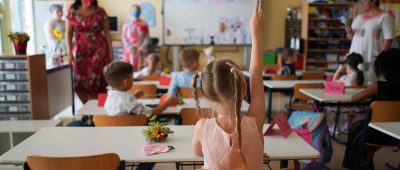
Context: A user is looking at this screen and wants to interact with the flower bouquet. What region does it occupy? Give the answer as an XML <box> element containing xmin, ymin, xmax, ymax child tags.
<box><xmin>142</xmin><ymin>116</ymin><xmax>174</xmax><ymax>142</ymax></box>
<box><xmin>8</xmin><ymin>32</ymin><xmax>30</xmax><ymax>54</ymax></box>
<box><xmin>51</xmin><ymin>28</ymin><xmax>65</xmax><ymax>65</ymax></box>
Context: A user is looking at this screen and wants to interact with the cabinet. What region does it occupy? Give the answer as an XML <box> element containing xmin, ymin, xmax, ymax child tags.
<box><xmin>0</xmin><ymin>54</ymin><xmax>49</xmax><ymax>120</ymax></box>
<box><xmin>301</xmin><ymin>2</ymin><xmax>356</xmax><ymax>71</ymax></box>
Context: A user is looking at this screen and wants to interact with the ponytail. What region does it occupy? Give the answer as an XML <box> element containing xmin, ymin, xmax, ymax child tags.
<box><xmin>192</xmin><ymin>72</ymin><xmax>202</xmax><ymax>117</ymax></box>
<box><xmin>230</xmin><ymin>67</ymin><xmax>247</xmax><ymax>167</ymax></box>
<box><xmin>356</xmin><ymin>69</ymin><xmax>364</xmax><ymax>86</ymax></box>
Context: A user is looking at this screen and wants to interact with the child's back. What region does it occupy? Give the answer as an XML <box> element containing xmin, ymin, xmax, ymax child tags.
<box><xmin>168</xmin><ymin>49</ymin><xmax>199</xmax><ymax>96</ymax></box>
<box><xmin>202</xmin><ymin>116</ymin><xmax>264</xmax><ymax>170</ymax></box>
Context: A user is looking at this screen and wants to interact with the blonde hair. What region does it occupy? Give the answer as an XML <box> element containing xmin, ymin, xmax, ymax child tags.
<box><xmin>180</xmin><ymin>49</ymin><xmax>200</xmax><ymax>69</ymax></box>
<box><xmin>192</xmin><ymin>58</ymin><xmax>247</xmax><ymax>166</ymax></box>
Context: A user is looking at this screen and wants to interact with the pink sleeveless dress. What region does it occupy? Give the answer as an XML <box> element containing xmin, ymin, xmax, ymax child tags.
<box><xmin>202</xmin><ymin>116</ymin><xmax>265</xmax><ymax>170</ymax></box>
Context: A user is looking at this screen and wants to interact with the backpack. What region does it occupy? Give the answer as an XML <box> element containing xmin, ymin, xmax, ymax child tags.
<box><xmin>288</xmin><ymin>111</ymin><xmax>333</xmax><ymax>163</ymax></box>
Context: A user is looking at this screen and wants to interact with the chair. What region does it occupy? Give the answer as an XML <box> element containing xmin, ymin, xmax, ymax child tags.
<box><xmin>93</xmin><ymin>115</ymin><xmax>148</xmax><ymax>126</ymax></box>
<box><xmin>179</xmin><ymin>108</ymin><xmax>211</xmax><ymax>125</ymax></box>
<box><xmin>288</xmin><ymin>83</ymin><xmax>325</xmax><ymax>112</ymax></box>
<box><xmin>271</xmin><ymin>74</ymin><xmax>297</xmax><ymax>80</ymax></box>
<box><xmin>141</xmin><ymin>75</ymin><xmax>160</xmax><ymax>81</ymax></box>
<box><xmin>302</xmin><ymin>72</ymin><xmax>325</xmax><ymax>80</ymax></box>
<box><xmin>26</xmin><ymin>153</ymin><xmax>122</xmax><ymax>170</ymax></box>
<box><xmin>128</xmin><ymin>84</ymin><xmax>157</xmax><ymax>99</ymax></box>
<box><xmin>178</xmin><ymin>88</ymin><xmax>195</xmax><ymax>98</ymax></box>
<box><xmin>361</xmin><ymin>101</ymin><xmax>400</xmax><ymax>169</ymax></box>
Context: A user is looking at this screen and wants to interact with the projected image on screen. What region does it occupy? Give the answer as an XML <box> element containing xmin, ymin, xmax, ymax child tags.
<box><xmin>164</xmin><ymin>0</ymin><xmax>254</xmax><ymax>45</ymax></box>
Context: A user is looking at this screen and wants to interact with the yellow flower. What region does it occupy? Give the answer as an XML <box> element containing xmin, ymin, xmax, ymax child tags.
<box><xmin>53</xmin><ymin>29</ymin><xmax>63</xmax><ymax>41</ymax></box>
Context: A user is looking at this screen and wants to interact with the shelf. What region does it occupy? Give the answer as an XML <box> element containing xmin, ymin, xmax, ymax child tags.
<box><xmin>307</xmin><ymin>61</ymin><xmax>343</xmax><ymax>64</ymax></box>
<box><xmin>308</xmin><ymin>38</ymin><xmax>349</xmax><ymax>41</ymax></box>
<box><xmin>309</xmin><ymin>18</ymin><xmax>341</xmax><ymax>22</ymax></box>
<box><xmin>309</xmin><ymin>27</ymin><xmax>345</xmax><ymax>30</ymax></box>
<box><xmin>308</xmin><ymin>49</ymin><xmax>348</xmax><ymax>53</ymax></box>
<box><xmin>309</xmin><ymin>3</ymin><xmax>356</xmax><ymax>7</ymax></box>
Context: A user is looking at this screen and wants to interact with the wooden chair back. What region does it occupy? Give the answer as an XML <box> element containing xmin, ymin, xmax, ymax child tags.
<box><xmin>180</xmin><ymin>108</ymin><xmax>211</xmax><ymax>125</ymax></box>
<box><xmin>128</xmin><ymin>84</ymin><xmax>157</xmax><ymax>99</ymax></box>
<box><xmin>370</xmin><ymin>101</ymin><xmax>400</xmax><ymax>122</ymax></box>
<box><xmin>27</xmin><ymin>153</ymin><xmax>121</xmax><ymax>170</ymax></box>
<box><xmin>302</xmin><ymin>72</ymin><xmax>325</xmax><ymax>80</ymax></box>
<box><xmin>141</xmin><ymin>75</ymin><xmax>160</xmax><ymax>81</ymax></box>
<box><xmin>93</xmin><ymin>115</ymin><xmax>148</xmax><ymax>126</ymax></box>
<box><xmin>271</xmin><ymin>74</ymin><xmax>297</xmax><ymax>80</ymax></box>
<box><xmin>178</xmin><ymin>88</ymin><xmax>195</xmax><ymax>98</ymax></box>
<box><xmin>293</xmin><ymin>83</ymin><xmax>325</xmax><ymax>101</ymax></box>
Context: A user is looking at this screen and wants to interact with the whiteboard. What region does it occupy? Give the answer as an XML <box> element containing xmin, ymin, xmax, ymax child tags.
<box><xmin>163</xmin><ymin>0</ymin><xmax>254</xmax><ymax>45</ymax></box>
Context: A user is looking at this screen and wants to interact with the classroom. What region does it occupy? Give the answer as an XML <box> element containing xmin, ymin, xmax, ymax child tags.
<box><xmin>0</xmin><ymin>0</ymin><xmax>399</xmax><ymax>169</ymax></box>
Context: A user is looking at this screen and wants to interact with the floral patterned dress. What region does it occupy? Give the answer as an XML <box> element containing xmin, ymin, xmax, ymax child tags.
<box><xmin>122</xmin><ymin>19</ymin><xmax>149</xmax><ymax>70</ymax></box>
<box><xmin>66</xmin><ymin>7</ymin><xmax>110</xmax><ymax>97</ymax></box>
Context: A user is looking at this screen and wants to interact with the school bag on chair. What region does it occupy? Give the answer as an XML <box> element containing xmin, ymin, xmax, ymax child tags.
<box><xmin>288</xmin><ymin>111</ymin><xmax>333</xmax><ymax>163</ymax></box>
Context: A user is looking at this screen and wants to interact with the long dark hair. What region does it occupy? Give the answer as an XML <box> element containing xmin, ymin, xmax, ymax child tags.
<box><xmin>374</xmin><ymin>48</ymin><xmax>400</xmax><ymax>82</ymax></box>
<box><xmin>71</xmin><ymin>0</ymin><xmax>98</xmax><ymax>10</ymax></box>
<box><xmin>346</xmin><ymin>53</ymin><xmax>364</xmax><ymax>86</ymax></box>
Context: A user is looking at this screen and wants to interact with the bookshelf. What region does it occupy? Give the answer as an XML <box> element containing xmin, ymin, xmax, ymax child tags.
<box><xmin>301</xmin><ymin>2</ymin><xmax>356</xmax><ymax>71</ymax></box>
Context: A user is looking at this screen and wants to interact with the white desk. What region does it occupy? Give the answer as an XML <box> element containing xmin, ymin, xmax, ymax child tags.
<box><xmin>299</xmin><ymin>88</ymin><xmax>364</xmax><ymax>102</ymax></box>
<box><xmin>242</xmin><ymin>71</ymin><xmax>303</xmax><ymax>80</ymax></box>
<box><xmin>134</xmin><ymin>81</ymin><xmax>169</xmax><ymax>90</ymax></box>
<box><xmin>77</xmin><ymin>99</ymin><xmax>249</xmax><ymax>116</ymax></box>
<box><xmin>369</xmin><ymin>122</ymin><xmax>400</xmax><ymax>140</ymax></box>
<box><xmin>0</xmin><ymin>120</ymin><xmax>62</xmax><ymax>155</ymax></box>
<box><xmin>263</xmin><ymin>80</ymin><xmax>325</xmax><ymax>89</ymax></box>
<box><xmin>300</xmin><ymin>88</ymin><xmax>368</xmax><ymax>145</ymax></box>
<box><xmin>0</xmin><ymin>125</ymin><xmax>319</xmax><ymax>165</ymax></box>
<box><xmin>263</xmin><ymin>80</ymin><xmax>325</xmax><ymax>122</ymax></box>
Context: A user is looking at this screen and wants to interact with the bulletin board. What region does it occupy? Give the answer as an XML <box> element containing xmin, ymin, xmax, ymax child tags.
<box><xmin>163</xmin><ymin>0</ymin><xmax>254</xmax><ymax>45</ymax></box>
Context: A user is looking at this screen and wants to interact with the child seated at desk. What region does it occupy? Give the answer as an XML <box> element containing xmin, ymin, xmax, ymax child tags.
<box><xmin>343</xmin><ymin>48</ymin><xmax>400</xmax><ymax>170</ymax></box>
<box><xmin>277</xmin><ymin>48</ymin><xmax>296</xmax><ymax>76</ymax></box>
<box><xmin>167</xmin><ymin>49</ymin><xmax>200</xmax><ymax>96</ymax></box>
<box><xmin>103</xmin><ymin>61</ymin><xmax>177</xmax><ymax>116</ymax></box>
<box><xmin>333</xmin><ymin>53</ymin><xmax>364</xmax><ymax>86</ymax></box>
<box><xmin>133</xmin><ymin>53</ymin><xmax>161</xmax><ymax>79</ymax></box>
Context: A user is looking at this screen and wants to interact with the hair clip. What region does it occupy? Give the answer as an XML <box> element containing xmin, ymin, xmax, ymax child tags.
<box><xmin>230</xmin><ymin>68</ymin><xmax>235</xmax><ymax>73</ymax></box>
<box><xmin>357</xmin><ymin>63</ymin><xmax>364</xmax><ymax>70</ymax></box>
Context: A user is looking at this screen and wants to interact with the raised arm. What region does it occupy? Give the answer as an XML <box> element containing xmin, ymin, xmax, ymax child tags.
<box><xmin>247</xmin><ymin>0</ymin><xmax>266</xmax><ymax>131</ymax></box>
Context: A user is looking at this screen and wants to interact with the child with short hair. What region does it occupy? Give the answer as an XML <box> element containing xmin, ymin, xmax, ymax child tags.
<box><xmin>334</xmin><ymin>53</ymin><xmax>364</xmax><ymax>86</ymax></box>
<box><xmin>192</xmin><ymin>1</ymin><xmax>266</xmax><ymax>169</ymax></box>
<box><xmin>133</xmin><ymin>53</ymin><xmax>161</xmax><ymax>79</ymax></box>
<box><xmin>103</xmin><ymin>61</ymin><xmax>176</xmax><ymax>116</ymax></box>
<box><xmin>277</xmin><ymin>48</ymin><xmax>296</xmax><ymax>75</ymax></box>
<box><xmin>167</xmin><ymin>49</ymin><xmax>200</xmax><ymax>96</ymax></box>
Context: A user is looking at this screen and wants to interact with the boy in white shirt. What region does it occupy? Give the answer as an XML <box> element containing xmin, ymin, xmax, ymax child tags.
<box><xmin>103</xmin><ymin>61</ymin><xmax>176</xmax><ymax>116</ymax></box>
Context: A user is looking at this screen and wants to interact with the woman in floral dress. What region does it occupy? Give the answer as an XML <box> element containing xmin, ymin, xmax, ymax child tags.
<box><xmin>122</xmin><ymin>4</ymin><xmax>149</xmax><ymax>71</ymax></box>
<box><xmin>66</xmin><ymin>0</ymin><xmax>113</xmax><ymax>103</ymax></box>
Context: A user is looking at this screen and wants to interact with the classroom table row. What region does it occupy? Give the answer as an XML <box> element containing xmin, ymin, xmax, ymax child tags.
<box><xmin>0</xmin><ymin>125</ymin><xmax>320</xmax><ymax>165</ymax></box>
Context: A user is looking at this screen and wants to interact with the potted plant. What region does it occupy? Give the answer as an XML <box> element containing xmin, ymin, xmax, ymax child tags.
<box><xmin>8</xmin><ymin>32</ymin><xmax>30</xmax><ymax>55</ymax></box>
<box><xmin>142</xmin><ymin>116</ymin><xmax>174</xmax><ymax>142</ymax></box>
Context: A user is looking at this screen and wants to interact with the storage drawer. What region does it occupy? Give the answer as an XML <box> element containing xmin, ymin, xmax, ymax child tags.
<box><xmin>0</xmin><ymin>72</ymin><xmax>29</xmax><ymax>81</ymax></box>
<box><xmin>0</xmin><ymin>114</ymin><xmax>30</xmax><ymax>120</ymax></box>
<box><xmin>0</xmin><ymin>60</ymin><xmax>27</xmax><ymax>70</ymax></box>
<box><xmin>0</xmin><ymin>104</ymin><xmax>30</xmax><ymax>113</ymax></box>
<box><xmin>0</xmin><ymin>93</ymin><xmax>30</xmax><ymax>102</ymax></box>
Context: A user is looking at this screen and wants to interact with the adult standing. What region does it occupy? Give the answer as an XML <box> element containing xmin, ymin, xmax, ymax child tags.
<box><xmin>122</xmin><ymin>4</ymin><xmax>150</xmax><ymax>71</ymax></box>
<box><xmin>44</xmin><ymin>4</ymin><xmax>66</xmax><ymax>65</ymax></box>
<box><xmin>346</xmin><ymin>0</ymin><xmax>395</xmax><ymax>84</ymax></box>
<box><xmin>66</xmin><ymin>0</ymin><xmax>113</xmax><ymax>103</ymax></box>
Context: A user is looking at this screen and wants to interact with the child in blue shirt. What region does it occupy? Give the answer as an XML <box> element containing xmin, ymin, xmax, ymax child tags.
<box><xmin>167</xmin><ymin>49</ymin><xmax>200</xmax><ymax>96</ymax></box>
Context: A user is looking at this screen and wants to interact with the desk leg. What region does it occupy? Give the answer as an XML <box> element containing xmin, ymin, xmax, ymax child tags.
<box><xmin>267</xmin><ymin>89</ymin><xmax>273</xmax><ymax>123</ymax></box>
<box><xmin>332</xmin><ymin>105</ymin><xmax>347</xmax><ymax>145</ymax></box>
<box><xmin>9</xmin><ymin>132</ymin><xmax>13</xmax><ymax>148</ymax></box>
